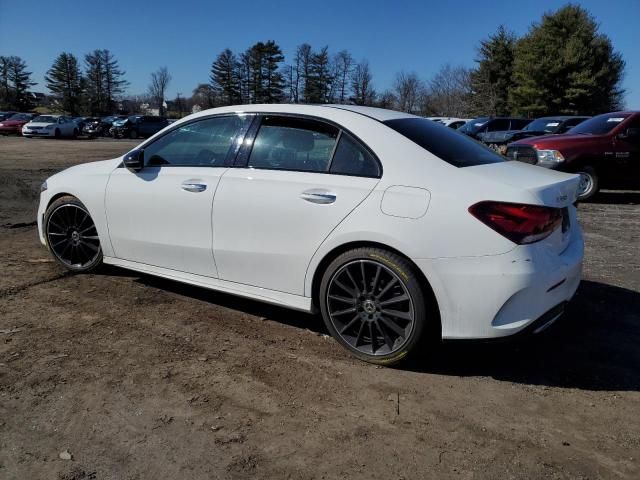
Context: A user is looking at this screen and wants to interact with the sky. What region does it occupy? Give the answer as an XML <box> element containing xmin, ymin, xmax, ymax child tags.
<box><xmin>1</xmin><ymin>0</ymin><xmax>638</xmax><ymax>109</ymax></box>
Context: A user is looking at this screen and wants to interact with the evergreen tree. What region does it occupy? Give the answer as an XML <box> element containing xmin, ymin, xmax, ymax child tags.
<box><xmin>0</xmin><ymin>56</ymin><xmax>36</xmax><ymax>110</ymax></box>
<box><xmin>510</xmin><ymin>4</ymin><xmax>625</xmax><ymax>116</ymax></box>
<box><xmin>469</xmin><ymin>26</ymin><xmax>516</xmax><ymax>116</ymax></box>
<box><xmin>210</xmin><ymin>49</ymin><xmax>241</xmax><ymax>105</ymax></box>
<box><xmin>242</xmin><ymin>41</ymin><xmax>285</xmax><ymax>104</ymax></box>
<box><xmin>45</xmin><ymin>52</ymin><xmax>83</xmax><ymax>115</ymax></box>
<box><xmin>84</xmin><ymin>49</ymin><xmax>128</xmax><ymax>115</ymax></box>
<box><xmin>305</xmin><ymin>46</ymin><xmax>332</xmax><ymax>103</ymax></box>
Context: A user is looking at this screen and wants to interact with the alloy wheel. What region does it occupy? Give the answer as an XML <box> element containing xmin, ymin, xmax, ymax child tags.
<box><xmin>326</xmin><ymin>260</ymin><xmax>415</xmax><ymax>356</ymax></box>
<box><xmin>46</xmin><ymin>204</ymin><xmax>101</xmax><ymax>269</ymax></box>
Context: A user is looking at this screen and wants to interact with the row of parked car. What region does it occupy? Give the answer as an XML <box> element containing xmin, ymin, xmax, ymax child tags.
<box><xmin>430</xmin><ymin>112</ymin><xmax>640</xmax><ymax>200</ymax></box>
<box><xmin>0</xmin><ymin>111</ymin><xmax>171</xmax><ymax>139</ymax></box>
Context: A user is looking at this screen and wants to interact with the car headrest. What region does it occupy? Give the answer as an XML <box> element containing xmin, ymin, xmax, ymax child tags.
<box><xmin>282</xmin><ymin>129</ymin><xmax>315</xmax><ymax>152</ymax></box>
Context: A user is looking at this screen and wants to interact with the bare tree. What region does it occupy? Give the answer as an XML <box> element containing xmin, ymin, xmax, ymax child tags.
<box><xmin>332</xmin><ymin>50</ymin><xmax>354</xmax><ymax>104</ymax></box>
<box><xmin>350</xmin><ymin>60</ymin><xmax>376</xmax><ymax>106</ymax></box>
<box><xmin>422</xmin><ymin>64</ymin><xmax>473</xmax><ymax>117</ymax></box>
<box><xmin>148</xmin><ymin>66</ymin><xmax>171</xmax><ymax>116</ymax></box>
<box><xmin>393</xmin><ymin>71</ymin><xmax>423</xmax><ymax>113</ymax></box>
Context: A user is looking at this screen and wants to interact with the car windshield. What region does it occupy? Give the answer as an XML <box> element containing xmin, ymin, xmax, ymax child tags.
<box><xmin>458</xmin><ymin>117</ymin><xmax>489</xmax><ymax>134</ymax></box>
<box><xmin>568</xmin><ymin>113</ymin><xmax>631</xmax><ymax>135</ymax></box>
<box><xmin>128</xmin><ymin>116</ymin><xmax>142</xmax><ymax>122</ymax></box>
<box><xmin>385</xmin><ymin>117</ymin><xmax>505</xmax><ymax>167</ymax></box>
<box><xmin>33</xmin><ymin>115</ymin><xmax>57</xmax><ymax>123</ymax></box>
<box><xmin>8</xmin><ymin>113</ymin><xmax>32</xmax><ymax>121</ymax></box>
<box><xmin>524</xmin><ymin>118</ymin><xmax>564</xmax><ymax>133</ymax></box>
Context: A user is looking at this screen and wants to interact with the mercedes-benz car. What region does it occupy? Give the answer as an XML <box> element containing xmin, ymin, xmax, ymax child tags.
<box><xmin>22</xmin><ymin>115</ymin><xmax>79</xmax><ymax>138</ymax></box>
<box><xmin>37</xmin><ymin>104</ymin><xmax>584</xmax><ymax>365</ymax></box>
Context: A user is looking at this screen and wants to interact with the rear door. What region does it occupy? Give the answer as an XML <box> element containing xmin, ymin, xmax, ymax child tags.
<box><xmin>212</xmin><ymin>114</ymin><xmax>381</xmax><ymax>295</ymax></box>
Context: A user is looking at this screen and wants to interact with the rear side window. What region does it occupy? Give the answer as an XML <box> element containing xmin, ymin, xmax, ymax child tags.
<box><xmin>487</xmin><ymin>119</ymin><xmax>509</xmax><ymax>131</ymax></box>
<box><xmin>330</xmin><ymin>133</ymin><xmax>380</xmax><ymax>177</ymax></box>
<box><xmin>384</xmin><ymin>118</ymin><xmax>505</xmax><ymax>167</ymax></box>
<box><xmin>248</xmin><ymin>116</ymin><xmax>339</xmax><ymax>172</ymax></box>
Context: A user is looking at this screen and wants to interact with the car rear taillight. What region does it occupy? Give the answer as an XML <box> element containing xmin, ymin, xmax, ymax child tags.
<box><xmin>468</xmin><ymin>201</ymin><xmax>562</xmax><ymax>245</ymax></box>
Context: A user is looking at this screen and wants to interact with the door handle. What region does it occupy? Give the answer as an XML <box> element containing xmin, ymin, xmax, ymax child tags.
<box><xmin>300</xmin><ymin>189</ymin><xmax>337</xmax><ymax>204</ymax></box>
<box><xmin>181</xmin><ymin>182</ymin><xmax>207</xmax><ymax>193</ymax></box>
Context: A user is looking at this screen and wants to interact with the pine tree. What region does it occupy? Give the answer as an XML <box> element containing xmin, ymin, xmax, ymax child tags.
<box><xmin>261</xmin><ymin>40</ymin><xmax>285</xmax><ymax>103</ymax></box>
<box><xmin>510</xmin><ymin>5</ymin><xmax>625</xmax><ymax>116</ymax></box>
<box><xmin>45</xmin><ymin>52</ymin><xmax>83</xmax><ymax>115</ymax></box>
<box><xmin>84</xmin><ymin>49</ymin><xmax>128</xmax><ymax>115</ymax></box>
<box><xmin>210</xmin><ymin>49</ymin><xmax>240</xmax><ymax>105</ymax></box>
<box><xmin>469</xmin><ymin>26</ymin><xmax>516</xmax><ymax>116</ymax></box>
<box><xmin>242</xmin><ymin>41</ymin><xmax>285</xmax><ymax>104</ymax></box>
<box><xmin>305</xmin><ymin>46</ymin><xmax>332</xmax><ymax>103</ymax></box>
<box><xmin>0</xmin><ymin>56</ymin><xmax>36</xmax><ymax>110</ymax></box>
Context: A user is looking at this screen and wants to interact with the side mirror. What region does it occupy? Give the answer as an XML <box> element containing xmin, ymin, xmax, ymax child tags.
<box><xmin>123</xmin><ymin>149</ymin><xmax>144</xmax><ymax>171</ymax></box>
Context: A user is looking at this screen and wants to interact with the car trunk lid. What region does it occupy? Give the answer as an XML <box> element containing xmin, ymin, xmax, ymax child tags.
<box><xmin>466</xmin><ymin>160</ymin><xmax>579</xmax><ymax>254</ymax></box>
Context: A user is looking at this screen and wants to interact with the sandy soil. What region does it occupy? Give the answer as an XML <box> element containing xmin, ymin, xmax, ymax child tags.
<box><xmin>0</xmin><ymin>136</ymin><xmax>639</xmax><ymax>479</ymax></box>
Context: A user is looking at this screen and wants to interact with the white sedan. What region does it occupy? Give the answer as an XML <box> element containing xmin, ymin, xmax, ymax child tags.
<box><xmin>22</xmin><ymin>114</ymin><xmax>79</xmax><ymax>138</ymax></box>
<box><xmin>37</xmin><ymin>104</ymin><xmax>584</xmax><ymax>365</ymax></box>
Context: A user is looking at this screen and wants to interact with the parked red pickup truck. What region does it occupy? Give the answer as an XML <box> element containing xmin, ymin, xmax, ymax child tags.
<box><xmin>506</xmin><ymin>111</ymin><xmax>640</xmax><ymax>200</ymax></box>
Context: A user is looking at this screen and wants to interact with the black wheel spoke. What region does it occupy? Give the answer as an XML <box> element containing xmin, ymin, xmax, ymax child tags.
<box><xmin>340</xmin><ymin>315</ymin><xmax>361</xmax><ymax>334</ymax></box>
<box><xmin>379</xmin><ymin>294</ymin><xmax>409</xmax><ymax>306</ymax></box>
<box><xmin>376</xmin><ymin>320</ymin><xmax>396</xmax><ymax>350</ymax></box>
<box><xmin>334</xmin><ymin>278</ymin><xmax>356</xmax><ymax>297</ymax></box>
<box><xmin>370</xmin><ymin>265</ymin><xmax>381</xmax><ymax>294</ymax></box>
<box><xmin>329</xmin><ymin>294</ymin><xmax>353</xmax><ymax>304</ymax></box>
<box><xmin>379</xmin><ymin>316</ymin><xmax>406</xmax><ymax>337</ymax></box>
<box><xmin>332</xmin><ymin>306</ymin><xmax>357</xmax><ymax>316</ymax></box>
<box><xmin>382</xmin><ymin>308</ymin><xmax>412</xmax><ymax>321</ymax></box>
<box><xmin>81</xmin><ymin>241</ymin><xmax>99</xmax><ymax>253</ymax></box>
<box><xmin>376</xmin><ymin>278</ymin><xmax>398</xmax><ymax>300</ymax></box>
<box><xmin>327</xmin><ymin>259</ymin><xmax>414</xmax><ymax>357</ymax></box>
<box><xmin>345</xmin><ymin>267</ymin><xmax>360</xmax><ymax>294</ymax></box>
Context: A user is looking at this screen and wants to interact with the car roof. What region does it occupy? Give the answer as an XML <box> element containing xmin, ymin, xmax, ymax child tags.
<box><xmin>188</xmin><ymin>104</ymin><xmax>417</xmax><ymax>123</ymax></box>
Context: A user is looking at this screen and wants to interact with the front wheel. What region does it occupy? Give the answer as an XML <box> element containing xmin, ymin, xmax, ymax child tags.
<box><xmin>319</xmin><ymin>248</ymin><xmax>432</xmax><ymax>366</ymax></box>
<box><xmin>575</xmin><ymin>166</ymin><xmax>599</xmax><ymax>201</ymax></box>
<box><xmin>129</xmin><ymin>129</ymin><xmax>138</xmax><ymax>139</ymax></box>
<box><xmin>44</xmin><ymin>196</ymin><xmax>103</xmax><ymax>272</ymax></box>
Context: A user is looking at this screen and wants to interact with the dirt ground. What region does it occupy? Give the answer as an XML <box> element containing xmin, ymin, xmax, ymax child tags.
<box><xmin>0</xmin><ymin>136</ymin><xmax>639</xmax><ymax>480</ymax></box>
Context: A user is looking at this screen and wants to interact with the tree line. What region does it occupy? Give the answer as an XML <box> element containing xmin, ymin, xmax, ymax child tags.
<box><xmin>0</xmin><ymin>4</ymin><xmax>626</xmax><ymax>118</ymax></box>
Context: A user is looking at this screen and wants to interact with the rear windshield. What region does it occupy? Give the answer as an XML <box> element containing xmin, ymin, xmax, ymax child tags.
<box><xmin>568</xmin><ymin>113</ymin><xmax>631</xmax><ymax>135</ymax></box>
<box><xmin>384</xmin><ymin>118</ymin><xmax>505</xmax><ymax>167</ymax></box>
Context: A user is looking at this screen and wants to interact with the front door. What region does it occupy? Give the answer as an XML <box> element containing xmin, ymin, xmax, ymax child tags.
<box><xmin>105</xmin><ymin>114</ymin><xmax>252</xmax><ymax>277</ymax></box>
<box><xmin>212</xmin><ymin>115</ymin><xmax>381</xmax><ymax>295</ymax></box>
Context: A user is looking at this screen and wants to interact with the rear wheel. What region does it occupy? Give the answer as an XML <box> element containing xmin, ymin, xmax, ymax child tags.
<box><xmin>319</xmin><ymin>247</ymin><xmax>431</xmax><ymax>366</ymax></box>
<box><xmin>44</xmin><ymin>196</ymin><xmax>102</xmax><ymax>272</ymax></box>
<box><xmin>575</xmin><ymin>165</ymin><xmax>599</xmax><ymax>201</ymax></box>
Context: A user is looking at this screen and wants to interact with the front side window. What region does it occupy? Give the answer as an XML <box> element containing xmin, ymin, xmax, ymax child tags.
<box><xmin>248</xmin><ymin>116</ymin><xmax>339</xmax><ymax>172</ymax></box>
<box><xmin>143</xmin><ymin>115</ymin><xmax>250</xmax><ymax>167</ymax></box>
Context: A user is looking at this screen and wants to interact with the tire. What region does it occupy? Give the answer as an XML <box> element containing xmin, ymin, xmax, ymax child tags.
<box><xmin>575</xmin><ymin>165</ymin><xmax>599</xmax><ymax>201</ymax></box>
<box><xmin>44</xmin><ymin>195</ymin><xmax>103</xmax><ymax>273</ymax></box>
<box><xmin>129</xmin><ymin>129</ymin><xmax>138</xmax><ymax>139</ymax></box>
<box><xmin>319</xmin><ymin>247</ymin><xmax>432</xmax><ymax>366</ymax></box>
<box><xmin>54</xmin><ymin>128</ymin><xmax>61</xmax><ymax>138</ymax></box>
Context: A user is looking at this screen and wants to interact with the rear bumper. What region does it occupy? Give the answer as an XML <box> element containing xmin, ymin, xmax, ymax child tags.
<box><xmin>415</xmin><ymin>225</ymin><xmax>583</xmax><ymax>339</ymax></box>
